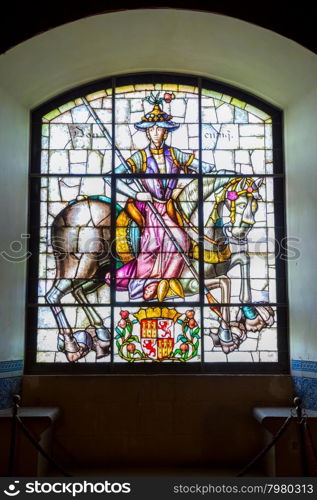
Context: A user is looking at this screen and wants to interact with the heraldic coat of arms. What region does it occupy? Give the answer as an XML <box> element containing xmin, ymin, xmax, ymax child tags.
<box><xmin>115</xmin><ymin>307</ymin><xmax>200</xmax><ymax>362</ymax></box>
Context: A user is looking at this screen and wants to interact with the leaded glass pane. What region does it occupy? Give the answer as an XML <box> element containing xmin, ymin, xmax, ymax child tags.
<box><xmin>204</xmin><ymin>305</ymin><xmax>278</xmax><ymax>363</ymax></box>
<box><xmin>201</xmin><ymin>87</ymin><xmax>272</xmax><ymax>176</ymax></box>
<box><xmin>28</xmin><ymin>75</ymin><xmax>286</xmax><ymax>371</ymax></box>
<box><xmin>115</xmin><ymin>178</ymin><xmax>199</xmax><ymax>303</ymax></box>
<box><xmin>114</xmin><ymin>307</ymin><xmax>201</xmax><ymax>363</ymax></box>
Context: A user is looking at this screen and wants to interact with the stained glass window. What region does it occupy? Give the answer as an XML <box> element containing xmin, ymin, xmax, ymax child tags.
<box><xmin>26</xmin><ymin>75</ymin><xmax>288</xmax><ymax>373</ymax></box>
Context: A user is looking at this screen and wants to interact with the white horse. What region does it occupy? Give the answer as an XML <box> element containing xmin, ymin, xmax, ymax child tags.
<box><xmin>177</xmin><ymin>174</ymin><xmax>274</xmax><ymax>353</ymax></box>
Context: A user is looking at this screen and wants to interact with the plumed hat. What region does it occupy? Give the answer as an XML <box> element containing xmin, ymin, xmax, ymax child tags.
<box><xmin>134</xmin><ymin>92</ymin><xmax>180</xmax><ymax>131</ymax></box>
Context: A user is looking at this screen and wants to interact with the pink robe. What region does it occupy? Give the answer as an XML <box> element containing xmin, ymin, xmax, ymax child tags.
<box><xmin>115</xmin><ymin>145</ymin><xmax>190</xmax><ymax>299</ymax></box>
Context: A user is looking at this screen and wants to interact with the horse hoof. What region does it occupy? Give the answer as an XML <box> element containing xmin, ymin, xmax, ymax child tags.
<box><xmin>63</xmin><ymin>331</ymin><xmax>93</xmax><ymax>362</ymax></box>
<box><xmin>221</xmin><ymin>342</ymin><xmax>237</xmax><ymax>354</ymax></box>
<box><xmin>73</xmin><ymin>330</ymin><xmax>93</xmax><ymax>350</ymax></box>
<box><xmin>66</xmin><ymin>343</ymin><xmax>89</xmax><ymax>362</ymax></box>
<box><xmin>221</xmin><ymin>344</ymin><xmax>231</xmax><ymax>354</ymax></box>
<box><xmin>210</xmin><ymin>331</ymin><xmax>221</xmax><ymax>346</ymax></box>
<box><xmin>220</xmin><ymin>333</ymin><xmax>240</xmax><ymax>354</ymax></box>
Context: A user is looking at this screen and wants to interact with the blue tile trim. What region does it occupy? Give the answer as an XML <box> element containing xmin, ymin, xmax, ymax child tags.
<box><xmin>0</xmin><ymin>376</ymin><xmax>22</xmax><ymax>409</ymax></box>
<box><xmin>293</xmin><ymin>376</ymin><xmax>317</xmax><ymax>411</ymax></box>
<box><xmin>291</xmin><ymin>359</ymin><xmax>317</xmax><ymax>373</ymax></box>
<box><xmin>0</xmin><ymin>360</ymin><xmax>23</xmax><ymax>374</ymax></box>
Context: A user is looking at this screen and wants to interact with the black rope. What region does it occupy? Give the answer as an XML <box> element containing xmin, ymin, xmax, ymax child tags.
<box><xmin>238</xmin><ymin>397</ymin><xmax>317</xmax><ymax>477</ymax></box>
<box><xmin>9</xmin><ymin>394</ymin><xmax>316</xmax><ymax>478</ymax></box>
<box><xmin>303</xmin><ymin>420</ymin><xmax>317</xmax><ymax>477</ymax></box>
<box><xmin>8</xmin><ymin>396</ymin><xmax>18</xmax><ymax>476</ymax></box>
<box><xmin>237</xmin><ymin>415</ymin><xmax>292</xmax><ymax>477</ymax></box>
<box><xmin>8</xmin><ymin>394</ymin><xmax>71</xmax><ymax>477</ymax></box>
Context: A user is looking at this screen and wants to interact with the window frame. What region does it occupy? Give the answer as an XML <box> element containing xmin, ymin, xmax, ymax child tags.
<box><xmin>25</xmin><ymin>72</ymin><xmax>289</xmax><ymax>374</ymax></box>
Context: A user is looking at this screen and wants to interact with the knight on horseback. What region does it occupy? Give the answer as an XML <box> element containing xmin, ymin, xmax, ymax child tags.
<box><xmin>45</xmin><ymin>91</ymin><xmax>275</xmax><ymax>362</ymax></box>
<box><xmin>106</xmin><ymin>93</ymin><xmax>216</xmax><ymax>302</ymax></box>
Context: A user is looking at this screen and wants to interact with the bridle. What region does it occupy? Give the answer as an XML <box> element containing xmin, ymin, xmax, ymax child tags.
<box><xmin>213</xmin><ymin>177</ymin><xmax>259</xmax><ymax>224</ymax></box>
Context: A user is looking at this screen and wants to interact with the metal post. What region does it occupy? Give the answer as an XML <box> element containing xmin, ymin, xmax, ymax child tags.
<box><xmin>8</xmin><ymin>394</ymin><xmax>21</xmax><ymax>477</ymax></box>
<box><xmin>294</xmin><ymin>396</ymin><xmax>307</xmax><ymax>475</ymax></box>
<box><xmin>294</xmin><ymin>396</ymin><xmax>302</xmax><ymax>421</ymax></box>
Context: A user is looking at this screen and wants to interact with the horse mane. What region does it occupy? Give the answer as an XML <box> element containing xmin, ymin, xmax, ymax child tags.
<box><xmin>177</xmin><ymin>170</ymin><xmax>238</xmax><ymax>221</ymax></box>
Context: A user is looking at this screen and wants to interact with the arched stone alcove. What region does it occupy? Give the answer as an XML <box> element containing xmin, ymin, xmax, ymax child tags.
<box><xmin>0</xmin><ymin>9</ymin><xmax>316</xmax><ymax>469</ymax></box>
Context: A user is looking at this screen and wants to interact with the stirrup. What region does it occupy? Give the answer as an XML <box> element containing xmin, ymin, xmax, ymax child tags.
<box><xmin>157</xmin><ymin>279</ymin><xmax>169</xmax><ymax>301</ymax></box>
<box><xmin>95</xmin><ymin>327</ymin><xmax>111</xmax><ymax>342</ymax></box>
<box><xmin>169</xmin><ymin>279</ymin><xmax>184</xmax><ymax>298</ymax></box>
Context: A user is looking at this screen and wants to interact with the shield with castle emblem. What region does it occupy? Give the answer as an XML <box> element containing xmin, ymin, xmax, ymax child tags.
<box><xmin>140</xmin><ymin>318</ymin><xmax>174</xmax><ymax>360</ymax></box>
<box><xmin>115</xmin><ymin>306</ymin><xmax>200</xmax><ymax>363</ymax></box>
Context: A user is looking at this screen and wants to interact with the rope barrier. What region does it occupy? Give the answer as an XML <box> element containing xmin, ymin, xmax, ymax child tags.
<box><xmin>8</xmin><ymin>394</ymin><xmax>71</xmax><ymax>477</ymax></box>
<box><xmin>237</xmin><ymin>397</ymin><xmax>317</xmax><ymax>477</ymax></box>
<box><xmin>16</xmin><ymin>415</ymin><xmax>71</xmax><ymax>477</ymax></box>
<box><xmin>237</xmin><ymin>416</ymin><xmax>292</xmax><ymax>477</ymax></box>
<box><xmin>303</xmin><ymin>420</ymin><xmax>317</xmax><ymax>476</ymax></box>
<box><xmin>8</xmin><ymin>394</ymin><xmax>19</xmax><ymax>477</ymax></box>
<box><xmin>8</xmin><ymin>394</ymin><xmax>317</xmax><ymax>478</ymax></box>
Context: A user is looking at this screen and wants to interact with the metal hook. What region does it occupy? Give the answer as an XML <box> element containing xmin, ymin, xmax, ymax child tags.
<box><xmin>293</xmin><ymin>396</ymin><xmax>303</xmax><ymax>423</ymax></box>
<box><xmin>12</xmin><ymin>394</ymin><xmax>21</xmax><ymax>415</ymax></box>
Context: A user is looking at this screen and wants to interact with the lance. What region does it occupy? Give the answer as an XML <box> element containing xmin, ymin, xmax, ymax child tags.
<box><xmin>82</xmin><ymin>96</ymin><xmax>223</xmax><ymax>319</ymax></box>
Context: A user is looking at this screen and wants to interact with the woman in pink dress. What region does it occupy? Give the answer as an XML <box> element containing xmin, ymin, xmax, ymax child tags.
<box><xmin>109</xmin><ymin>96</ymin><xmax>215</xmax><ymax>301</ymax></box>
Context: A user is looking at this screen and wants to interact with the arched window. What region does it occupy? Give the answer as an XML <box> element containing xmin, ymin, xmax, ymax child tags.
<box><xmin>26</xmin><ymin>73</ymin><xmax>288</xmax><ymax>374</ymax></box>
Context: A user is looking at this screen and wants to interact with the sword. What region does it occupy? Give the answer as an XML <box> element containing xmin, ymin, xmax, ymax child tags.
<box><xmin>82</xmin><ymin>97</ymin><xmax>222</xmax><ymax>318</ymax></box>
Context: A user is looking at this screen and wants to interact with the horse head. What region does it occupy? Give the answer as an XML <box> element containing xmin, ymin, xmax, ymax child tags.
<box><xmin>212</xmin><ymin>177</ymin><xmax>263</xmax><ymax>242</ymax></box>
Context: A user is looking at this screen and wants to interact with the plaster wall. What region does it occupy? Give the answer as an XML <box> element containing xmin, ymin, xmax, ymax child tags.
<box><xmin>285</xmin><ymin>86</ymin><xmax>317</xmax><ymax>359</ymax></box>
<box><xmin>0</xmin><ymin>87</ymin><xmax>27</xmax><ymax>406</ymax></box>
<box><xmin>0</xmin><ymin>86</ymin><xmax>28</xmax><ymax>361</ymax></box>
<box><xmin>0</xmin><ymin>10</ymin><xmax>316</xmax><ymax>109</ymax></box>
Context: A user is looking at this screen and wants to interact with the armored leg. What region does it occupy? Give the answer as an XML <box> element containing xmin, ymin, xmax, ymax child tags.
<box><xmin>72</xmin><ymin>285</ymin><xmax>111</xmax><ymax>358</ymax></box>
<box><xmin>46</xmin><ymin>279</ymin><xmax>86</xmax><ymax>362</ymax></box>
